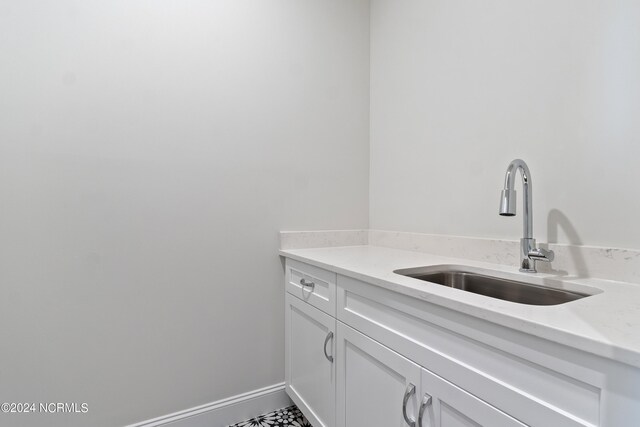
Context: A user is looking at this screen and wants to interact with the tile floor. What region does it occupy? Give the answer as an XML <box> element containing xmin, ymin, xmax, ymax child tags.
<box><xmin>229</xmin><ymin>405</ymin><xmax>312</xmax><ymax>427</ymax></box>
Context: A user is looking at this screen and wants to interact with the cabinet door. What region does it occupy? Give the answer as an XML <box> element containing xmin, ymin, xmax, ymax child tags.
<box><xmin>285</xmin><ymin>293</ymin><xmax>336</xmax><ymax>427</ymax></box>
<box><xmin>419</xmin><ymin>368</ymin><xmax>526</xmax><ymax>427</ymax></box>
<box><xmin>336</xmin><ymin>322</ymin><xmax>422</xmax><ymax>427</ymax></box>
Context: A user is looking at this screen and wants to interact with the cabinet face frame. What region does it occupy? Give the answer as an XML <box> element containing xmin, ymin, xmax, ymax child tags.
<box><xmin>285</xmin><ymin>293</ymin><xmax>336</xmax><ymax>427</ymax></box>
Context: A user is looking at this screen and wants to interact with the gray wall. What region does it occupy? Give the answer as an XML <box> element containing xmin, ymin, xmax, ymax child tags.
<box><xmin>370</xmin><ymin>0</ymin><xmax>640</xmax><ymax>249</ymax></box>
<box><xmin>0</xmin><ymin>1</ymin><xmax>370</xmax><ymax>426</ymax></box>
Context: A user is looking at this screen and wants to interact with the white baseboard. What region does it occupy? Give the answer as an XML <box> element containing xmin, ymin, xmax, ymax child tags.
<box><xmin>126</xmin><ymin>383</ymin><xmax>291</xmax><ymax>427</ymax></box>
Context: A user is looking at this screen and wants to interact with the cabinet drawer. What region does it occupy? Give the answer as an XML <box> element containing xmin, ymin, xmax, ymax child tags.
<box><xmin>286</xmin><ymin>258</ymin><xmax>336</xmax><ymax>316</ymax></box>
<box><xmin>337</xmin><ymin>275</ymin><xmax>601</xmax><ymax>427</ymax></box>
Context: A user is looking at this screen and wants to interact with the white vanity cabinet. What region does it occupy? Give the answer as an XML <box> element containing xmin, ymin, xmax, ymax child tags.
<box><xmin>283</xmin><ymin>258</ymin><xmax>640</xmax><ymax>427</ymax></box>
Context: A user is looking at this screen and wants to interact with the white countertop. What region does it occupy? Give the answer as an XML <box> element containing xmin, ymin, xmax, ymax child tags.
<box><xmin>280</xmin><ymin>245</ymin><xmax>640</xmax><ymax>368</ymax></box>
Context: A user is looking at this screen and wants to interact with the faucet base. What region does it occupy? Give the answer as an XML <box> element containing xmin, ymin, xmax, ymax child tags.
<box><xmin>519</xmin><ymin>238</ymin><xmax>537</xmax><ymax>273</ymax></box>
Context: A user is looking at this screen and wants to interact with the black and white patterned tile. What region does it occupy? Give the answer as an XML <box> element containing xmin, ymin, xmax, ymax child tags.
<box><xmin>229</xmin><ymin>405</ymin><xmax>312</xmax><ymax>427</ymax></box>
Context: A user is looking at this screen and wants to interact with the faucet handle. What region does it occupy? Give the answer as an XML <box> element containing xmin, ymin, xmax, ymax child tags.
<box><xmin>528</xmin><ymin>247</ymin><xmax>554</xmax><ymax>262</ymax></box>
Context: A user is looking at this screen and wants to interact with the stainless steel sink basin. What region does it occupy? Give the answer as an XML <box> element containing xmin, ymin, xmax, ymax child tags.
<box><xmin>395</xmin><ymin>267</ymin><xmax>593</xmax><ymax>306</ymax></box>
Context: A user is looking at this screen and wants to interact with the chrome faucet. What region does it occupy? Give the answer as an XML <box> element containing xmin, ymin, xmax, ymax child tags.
<box><xmin>499</xmin><ymin>159</ymin><xmax>554</xmax><ymax>272</ymax></box>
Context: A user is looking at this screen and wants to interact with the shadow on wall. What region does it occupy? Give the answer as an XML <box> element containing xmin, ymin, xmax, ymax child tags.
<box><xmin>537</xmin><ymin>208</ymin><xmax>589</xmax><ymax>279</ymax></box>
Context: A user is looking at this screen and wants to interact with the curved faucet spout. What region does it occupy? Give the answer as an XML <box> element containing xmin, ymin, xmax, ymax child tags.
<box><xmin>503</xmin><ymin>159</ymin><xmax>530</xmax><ymax>191</ymax></box>
<box><xmin>498</xmin><ymin>159</ymin><xmax>552</xmax><ymax>273</ymax></box>
<box><xmin>499</xmin><ymin>159</ymin><xmax>532</xmax><ymax>239</ymax></box>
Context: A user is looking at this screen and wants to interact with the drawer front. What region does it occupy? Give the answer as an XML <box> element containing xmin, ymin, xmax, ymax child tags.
<box><xmin>286</xmin><ymin>258</ymin><xmax>337</xmax><ymax>317</ymax></box>
<box><xmin>337</xmin><ymin>275</ymin><xmax>601</xmax><ymax>427</ymax></box>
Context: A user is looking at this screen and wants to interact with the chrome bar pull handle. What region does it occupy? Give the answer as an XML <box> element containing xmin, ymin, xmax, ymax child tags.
<box><xmin>418</xmin><ymin>393</ymin><xmax>432</xmax><ymax>427</ymax></box>
<box><xmin>300</xmin><ymin>278</ymin><xmax>315</xmax><ymax>291</ymax></box>
<box><xmin>323</xmin><ymin>331</ymin><xmax>334</xmax><ymax>363</ymax></box>
<box><xmin>402</xmin><ymin>383</ymin><xmax>416</xmax><ymax>427</ymax></box>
